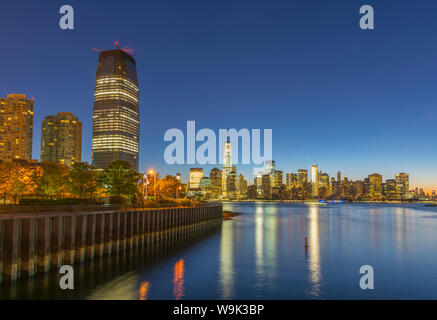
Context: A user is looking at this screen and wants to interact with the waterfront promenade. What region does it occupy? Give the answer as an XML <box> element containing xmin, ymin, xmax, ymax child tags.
<box><xmin>0</xmin><ymin>203</ymin><xmax>222</xmax><ymax>282</ymax></box>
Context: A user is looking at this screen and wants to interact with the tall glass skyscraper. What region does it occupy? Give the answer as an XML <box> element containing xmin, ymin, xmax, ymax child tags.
<box><xmin>92</xmin><ymin>49</ymin><xmax>140</xmax><ymax>170</ymax></box>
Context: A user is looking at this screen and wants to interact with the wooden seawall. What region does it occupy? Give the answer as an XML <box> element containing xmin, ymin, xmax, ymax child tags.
<box><xmin>0</xmin><ymin>204</ymin><xmax>222</xmax><ymax>282</ymax></box>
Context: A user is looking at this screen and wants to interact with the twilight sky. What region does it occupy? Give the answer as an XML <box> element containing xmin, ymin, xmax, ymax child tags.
<box><xmin>1</xmin><ymin>0</ymin><xmax>436</xmax><ymax>191</ymax></box>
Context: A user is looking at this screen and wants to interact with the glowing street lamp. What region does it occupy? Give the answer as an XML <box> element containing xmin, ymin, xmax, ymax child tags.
<box><xmin>177</xmin><ymin>185</ymin><xmax>182</xmax><ymax>198</ymax></box>
<box><xmin>148</xmin><ymin>169</ymin><xmax>157</xmax><ymax>199</ymax></box>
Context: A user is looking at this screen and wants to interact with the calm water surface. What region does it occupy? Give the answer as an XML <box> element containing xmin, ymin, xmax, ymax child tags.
<box><xmin>3</xmin><ymin>202</ymin><xmax>437</xmax><ymax>299</ymax></box>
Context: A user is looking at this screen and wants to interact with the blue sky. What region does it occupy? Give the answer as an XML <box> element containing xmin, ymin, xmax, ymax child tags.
<box><xmin>1</xmin><ymin>0</ymin><xmax>436</xmax><ymax>191</ymax></box>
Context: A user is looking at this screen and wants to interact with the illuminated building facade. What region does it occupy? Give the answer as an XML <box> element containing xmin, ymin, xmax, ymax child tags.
<box><xmin>311</xmin><ymin>165</ymin><xmax>319</xmax><ymax>197</ymax></box>
<box><xmin>264</xmin><ymin>160</ymin><xmax>275</xmax><ymax>174</ymax></box>
<box><xmin>286</xmin><ymin>173</ymin><xmax>298</xmax><ymax>190</ymax></box>
<box><xmin>272</xmin><ymin>170</ymin><xmax>283</xmax><ymax>187</ymax></box>
<box><xmin>226</xmin><ymin>166</ymin><xmax>237</xmax><ymax>200</ymax></box>
<box><xmin>189</xmin><ymin>168</ymin><xmax>203</xmax><ymax>190</ymax></box>
<box><xmin>210</xmin><ymin>168</ymin><xmax>222</xmax><ymax>198</ymax></box>
<box><xmin>199</xmin><ymin>177</ymin><xmax>211</xmax><ymax>197</ymax></box>
<box><xmin>368</xmin><ymin>173</ymin><xmax>383</xmax><ymax>201</ymax></box>
<box><xmin>238</xmin><ymin>173</ymin><xmax>247</xmax><ymax>197</ymax></box>
<box><xmin>385</xmin><ymin>179</ymin><xmax>397</xmax><ymax>200</ymax></box>
<box><xmin>319</xmin><ymin>173</ymin><xmax>330</xmax><ymax>198</ymax></box>
<box><xmin>298</xmin><ymin>169</ymin><xmax>308</xmax><ymax>187</ymax></box>
<box><xmin>41</xmin><ymin>112</ymin><xmax>82</xmax><ymax>167</ymax></box>
<box><xmin>262</xmin><ymin>174</ymin><xmax>271</xmax><ymax>198</ymax></box>
<box><xmin>395</xmin><ymin>173</ymin><xmax>409</xmax><ymax>199</ymax></box>
<box><xmin>92</xmin><ymin>49</ymin><xmax>140</xmax><ymax>170</ymax></box>
<box><xmin>222</xmin><ymin>137</ymin><xmax>232</xmax><ymax>197</ymax></box>
<box><xmin>0</xmin><ymin>94</ymin><xmax>34</xmax><ymax>161</ymax></box>
<box><xmin>255</xmin><ymin>174</ymin><xmax>263</xmax><ymax>197</ymax></box>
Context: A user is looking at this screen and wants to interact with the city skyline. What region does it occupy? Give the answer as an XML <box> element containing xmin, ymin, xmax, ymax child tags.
<box><xmin>1</xmin><ymin>1</ymin><xmax>437</xmax><ymax>192</ymax></box>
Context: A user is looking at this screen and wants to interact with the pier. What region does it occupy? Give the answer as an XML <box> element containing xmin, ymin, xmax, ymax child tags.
<box><xmin>0</xmin><ymin>203</ymin><xmax>222</xmax><ymax>282</ymax></box>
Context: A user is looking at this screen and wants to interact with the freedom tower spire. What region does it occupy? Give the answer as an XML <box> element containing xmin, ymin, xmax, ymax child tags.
<box><xmin>91</xmin><ymin>46</ymin><xmax>140</xmax><ymax>170</ymax></box>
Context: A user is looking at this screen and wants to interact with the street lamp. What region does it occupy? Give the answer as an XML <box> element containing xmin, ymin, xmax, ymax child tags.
<box><xmin>176</xmin><ymin>185</ymin><xmax>182</xmax><ymax>198</ymax></box>
<box><xmin>142</xmin><ymin>172</ymin><xmax>148</xmax><ymax>200</ymax></box>
<box><xmin>149</xmin><ymin>169</ymin><xmax>156</xmax><ymax>199</ymax></box>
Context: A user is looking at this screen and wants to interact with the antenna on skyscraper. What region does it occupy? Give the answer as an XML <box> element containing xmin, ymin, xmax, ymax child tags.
<box><xmin>115</xmin><ymin>41</ymin><xmax>121</xmax><ymax>50</ymax></box>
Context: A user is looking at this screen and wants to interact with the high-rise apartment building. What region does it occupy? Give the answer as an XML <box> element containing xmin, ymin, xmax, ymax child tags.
<box><xmin>0</xmin><ymin>94</ymin><xmax>34</xmax><ymax>160</ymax></box>
<box><xmin>41</xmin><ymin>112</ymin><xmax>82</xmax><ymax>167</ymax></box>
<box><xmin>92</xmin><ymin>49</ymin><xmax>140</xmax><ymax>170</ymax></box>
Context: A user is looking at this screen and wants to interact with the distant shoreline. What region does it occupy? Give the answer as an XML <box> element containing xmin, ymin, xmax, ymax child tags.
<box><xmin>216</xmin><ymin>200</ymin><xmax>437</xmax><ymax>205</ymax></box>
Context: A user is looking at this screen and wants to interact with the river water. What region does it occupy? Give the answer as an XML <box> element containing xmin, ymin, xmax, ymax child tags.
<box><xmin>2</xmin><ymin>202</ymin><xmax>437</xmax><ymax>299</ymax></box>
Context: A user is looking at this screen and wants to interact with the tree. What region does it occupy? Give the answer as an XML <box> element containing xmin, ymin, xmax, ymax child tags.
<box><xmin>66</xmin><ymin>162</ymin><xmax>100</xmax><ymax>198</ymax></box>
<box><xmin>99</xmin><ymin>160</ymin><xmax>140</xmax><ymax>199</ymax></box>
<box><xmin>0</xmin><ymin>161</ymin><xmax>40</xmax><ymax>203</ymax></box>
<box><xmin>34</xmin><ymin>162</ymin><xmax>68</xmax><ymax>197</ymax></box>
<box><xmin>156</xmin><ymin>175</ymin><xmax>182</xmax><ymax>199</ymax></box>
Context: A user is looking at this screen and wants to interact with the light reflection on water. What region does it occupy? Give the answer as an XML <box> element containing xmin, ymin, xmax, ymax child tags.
<box><xmin>2</xmin><ymin>203</ymin><xmax>437</xmax><ymax>299</ymax></box>
<box><xmin>307</xmin><ymin>205</ymin><xmax>322</xmax><ymax>297</ymax></box>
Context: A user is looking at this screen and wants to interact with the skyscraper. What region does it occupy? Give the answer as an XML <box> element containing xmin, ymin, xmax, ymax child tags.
<box><xmin>41</xmin><ymin>112</ymin><xmax>82</xmax><ymax>167</ymax></box>
<box><xmin>272</xmin><ymin>170</ymin><xmax>283</xmax><ymax>187</ymax></box>
<box><xmin>238</xmin><ymin>173</ymin><xmax>247</xmax><ymax>197</ymax></box>
<box><xmin>395</xmin><ymin>173</ymin><xmax>409</xmax><ymax>199</ymax></box>
<box><xmin>264</xmin><ymin>160</ymin><xmax>275</xmax><ymax>174</ymax></box>
<box><xmin>91</xmin><ymin>49</ymin><xmax>140</xmax><ymax>170</ymax></box>
<box><xmin>297</xmin><ymin>169</ymin><xmax>308</xmax><ymax>187</ymax></box>
<box><xmin>286</xmin><ymin>173</ymin><xmax>297</xmax><ymax>190</ymax></box>
<box><xmin>210</xmin><ymin>168</ymin><xmax>223</xmax><ymax>198</ymax></box>
<box><xmin>368</xmin><ymin>173</ymin><xmax>383</xmax><ymax>201</ymax></box>
<box><xmin>222</xmin><ymin>137</ymin><xmax>232</xmax><ymax>197</ymax></box>
<box><xmin>189</xmin><ymin>168</ymin><xmax>203</xmax><ymax>190</ymax></box>
<box><xmin>226</xmin><ymin>166</ymin><xmax>238</xmax><ymax>199</ymax></box>
<box><xmin>0</xmin><ymin>94</ymin><xmax>34</xmax><ymax>161</ymax></box>
<box><xmin>311</xmin><ymin>165</ymin><xmax>319</xmax><ymax>197</ymax></box>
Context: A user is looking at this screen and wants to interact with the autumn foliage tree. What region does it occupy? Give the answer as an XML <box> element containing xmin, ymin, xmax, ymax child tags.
<box><xmin>156</xmin><ymin>175</ymin><xmax>182</xmax><ymax>199</ymax></box>
<box><xmin>0</xmin><ymin>161</ymin><xmax>40</xmax><ymax>203</ymax></box>
<box><xmin>33</xmin><ymin>162</ymin><xmax>69</xmax><ymax>197</ymax></box>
